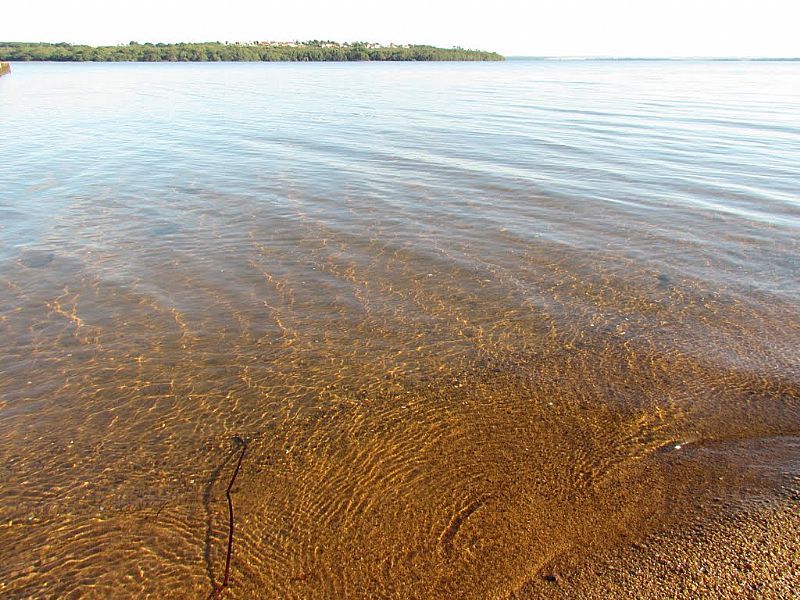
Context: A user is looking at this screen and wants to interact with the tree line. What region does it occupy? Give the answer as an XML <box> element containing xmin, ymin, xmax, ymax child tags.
<box><xmin>0</xmin><ymin>42</ymin><xmax>504</xmax><ymax>62</ymax></box>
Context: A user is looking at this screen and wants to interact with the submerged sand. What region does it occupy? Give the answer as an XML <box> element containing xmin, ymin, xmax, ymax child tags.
<box><xmin>3</xmin><ymin>342</ymin><xmax>797</xmax><ymax>598</ymax></box>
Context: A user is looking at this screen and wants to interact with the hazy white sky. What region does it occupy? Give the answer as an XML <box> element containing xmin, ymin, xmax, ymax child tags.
<box><xmin>2</xmin><ymin>0</ymin><xmax>799</xmax><ymax>57</ymax></box>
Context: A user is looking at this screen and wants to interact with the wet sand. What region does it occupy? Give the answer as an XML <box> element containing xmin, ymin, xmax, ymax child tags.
<box><xmin>517</xmin><ymin>436</ymin><xmax>800</xmax><ymax>599</ymax></box>
<box><xmin>556</xmin><ymin>500</ymin><xmax>799</xmax><ymax>599</ymax></box>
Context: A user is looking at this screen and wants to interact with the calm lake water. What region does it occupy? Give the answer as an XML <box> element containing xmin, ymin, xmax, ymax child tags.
<box><xmin>1</xmin><ymin>61</ymin><xmax>799</xmax><ymax>598</ymax></box>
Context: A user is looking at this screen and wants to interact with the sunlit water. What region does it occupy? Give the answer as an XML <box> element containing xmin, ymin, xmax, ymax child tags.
<box><xmin>1</xmin><ymin>61</ymin><xmax>799</xmax><ymax>598</ymax></box>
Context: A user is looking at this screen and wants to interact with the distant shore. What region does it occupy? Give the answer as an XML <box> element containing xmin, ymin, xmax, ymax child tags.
<box><xmin>0</xmin><ymin>42</ymin><xmax>504</xmax><ymax>62</ymax></box>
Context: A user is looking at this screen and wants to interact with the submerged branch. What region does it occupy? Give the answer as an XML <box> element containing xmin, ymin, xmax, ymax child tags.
<box><xmin>209</xmin><ymin>436</ymin><xmax>249</xmax><ymax>599</ymax></box>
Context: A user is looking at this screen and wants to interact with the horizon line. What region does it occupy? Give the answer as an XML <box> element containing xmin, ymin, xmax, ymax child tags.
<box><xmin>506</xmin><ymin>55</ymin><xmax>800</xmax><ymax>61</ymax></box>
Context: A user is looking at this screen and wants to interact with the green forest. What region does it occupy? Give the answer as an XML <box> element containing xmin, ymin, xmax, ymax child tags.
<box><xmin>0</xmin><ymin>41</ymin><xmax>504</xmax><ymax>62</ymax></box>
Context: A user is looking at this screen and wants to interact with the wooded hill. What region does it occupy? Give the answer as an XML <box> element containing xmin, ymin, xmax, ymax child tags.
<box><xmin>0</xmin><ymin>42</ymin><xmax>504</xmax><ymax>62</ymax></box>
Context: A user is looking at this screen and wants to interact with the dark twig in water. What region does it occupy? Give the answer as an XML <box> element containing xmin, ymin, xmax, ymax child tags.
<box><xmin>153</xmin><ymin>499</ymin><xmax>170</xmax><ymax>521</ymax></box>
<box><xmin>210</xmin><ymin>436</ymin><xmax>248</xmax><ymax>599</ymax></box>
<box><xmin>204</xmin><ymin>449</ymin><xmax>237</xmax><ymax>592</ymax></box>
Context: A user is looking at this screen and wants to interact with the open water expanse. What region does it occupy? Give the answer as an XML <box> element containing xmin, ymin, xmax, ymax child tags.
<box><xmin>1</xmin><ymin>60</ymin><xmax>799</xmax><ymax>598</ymax></box>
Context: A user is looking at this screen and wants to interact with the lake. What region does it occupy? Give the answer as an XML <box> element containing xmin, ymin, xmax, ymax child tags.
<box><xmin>1</xmin><ymin>60</ymin><xmax>799</xmax><ymax>598</ymax></box>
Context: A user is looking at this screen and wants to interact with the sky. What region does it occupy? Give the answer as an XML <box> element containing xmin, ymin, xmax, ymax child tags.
<box><xmin>1</xmin><ymin>0</ymin><xmax>799</xmax><ymax>58</ymax></box>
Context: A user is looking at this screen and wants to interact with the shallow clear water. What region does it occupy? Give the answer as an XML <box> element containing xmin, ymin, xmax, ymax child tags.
<box><xmin>1</xmin><ymin>61</ymin><xmax>799</xmax><ymax>598</ymax></box>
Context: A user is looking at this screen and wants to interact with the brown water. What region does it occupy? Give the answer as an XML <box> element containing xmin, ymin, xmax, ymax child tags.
<box><xmin>1</xmin><ymin>61</ymin><xmax>799</xmax><ymax>598</ymax></box>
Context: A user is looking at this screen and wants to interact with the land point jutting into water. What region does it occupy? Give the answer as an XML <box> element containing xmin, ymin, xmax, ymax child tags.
<box><xmin>0</xmin><ymin>41</ymin><xmax>504</xmax><ymax>61</ymax></box>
